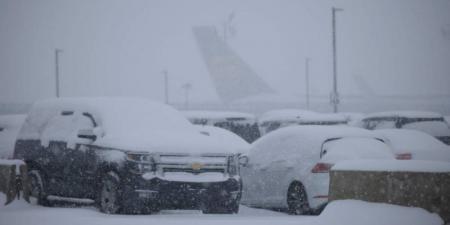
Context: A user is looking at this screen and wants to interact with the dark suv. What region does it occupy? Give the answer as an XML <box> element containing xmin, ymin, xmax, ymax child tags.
<box><xmin>14</xmin><ymin>98</ymin><xmax>242</xmax><ymax>214</ymax></box>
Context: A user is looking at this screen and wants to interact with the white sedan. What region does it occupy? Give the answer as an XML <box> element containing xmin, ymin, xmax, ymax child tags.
<box><xmin>240</xmin><ymin>125</ymin><xmax>394</xmax><ymax>215</ymax></box>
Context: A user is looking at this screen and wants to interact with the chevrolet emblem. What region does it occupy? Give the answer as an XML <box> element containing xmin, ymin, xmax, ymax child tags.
<box><xmin>191</xmin><ymin>162</ymin><xmax>203</xmax><ymax>171</ymax></box>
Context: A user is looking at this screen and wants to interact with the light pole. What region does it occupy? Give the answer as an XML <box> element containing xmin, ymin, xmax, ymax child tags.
<box><xmin>55</xmin><ymin>48</ymin><xmax>63</xmax><ymax>98</ymax></box>
<box><xmin>181</xmin><ymin>83</ymin><xmax>192</xmax><ymax>110</ymax></box>
<box><xmin>305</xmin><ymin>58</ymin><xmax>311</xmax><ymax>110</ymax></box>
<box><xmin>331</xmin><ymin>7</ymin><xmax>343</xmax><ymax>113</ymax></box>
<box><xmin>162</xmin><ymin>69</ymin><xmax>169</xmax><ymax>104</ymax></box>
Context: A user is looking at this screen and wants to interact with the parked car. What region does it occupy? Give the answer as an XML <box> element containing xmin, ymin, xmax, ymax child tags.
<box><xmin>183</xmin><ymin>110</ymin><xmax>260</xmax><ymax>143</ymax></box>
<box><xmin>373</xmin><ymin>129</ymin><xmax>450</xmax><ymax>161</ymax></box>
<box><xmin>258</xmin><ymin>109</ymin><xmax>347</xmax><ymax>136</ymax></box>
<box><xmin>194</xmin><ymin>125</ymin><xmax>250</xmax><ymax>155</ymax></box>
<box><xmin>240</xmin><ymin>126</ymin><xmax>394</xmax><ymax>215</ymax></box>
<box><xmin>14</xmin><ymin>98</ymin><xmax>242</xmax><ymax>214</ymax></box>
<box><xmin>0</xmin><ymin>114</ymin><xmax>26</xmax><ymax>159</ymax></box>
<box><xmin>337</xmin><ymin>112</ymin><xmax>364</xmax><ymax>126</ymax></box>
<box><xmin>358</xmin><ymin>111</ymin><xmax>450</xmax><ymax>145</ymax></box>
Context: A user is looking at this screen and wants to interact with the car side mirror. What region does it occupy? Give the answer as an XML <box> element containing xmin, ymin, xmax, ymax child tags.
<box><xmin>239</xmin><ymin>155</ymin><xmax>249</xmax><ymax>167</ymax></box>
<box><xmin>77</xmin><ymin>129</ymin><xmax>97</xmax><ymax>141</ymax></box>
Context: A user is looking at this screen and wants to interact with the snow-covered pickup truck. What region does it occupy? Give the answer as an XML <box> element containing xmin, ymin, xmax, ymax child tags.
<box><xmin>13</xmin><ymin>98</ymin><xmax>242</xmax><ymax>214</ymax></box>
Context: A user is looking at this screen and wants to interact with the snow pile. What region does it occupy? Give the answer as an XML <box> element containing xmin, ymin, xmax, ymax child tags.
<box><xmin>0</xmin><ymin>114</ymin><xmax>26</xmax><ymax>158</ymax></box>
<box><xmin>320</xmin><ymin>137</ymin><xmax>395</xmax><ymax>164</ymax></box>
<box><xmin>374</xmin><ymin>129</ymin><xmax>450</xmax><ymax>161</ymax></box>
<box><xmin>333</xmin><ymin>159</ymin><xmax>450</xmax><ymax>173</ymax></box>
<box><xmin>0</xmin><ymin>193</ymin><xmax>444</xmax><ymax>225</ymax></box>
<box><xmin>317</xmin><ymin>200</ymin><xmax>443</xmax><ymax>225</ymax></box>
<box><xmin>18</xmin><ymin>98</ymin><xmax>238</xmax><ymax>154</ymax></box>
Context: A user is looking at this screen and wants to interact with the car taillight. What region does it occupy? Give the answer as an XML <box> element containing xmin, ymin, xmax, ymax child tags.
<box><xmin>395</xmin><ymin>153</ymin><xmax>412</xmax><ymax>160</ymax></box>
<box><xmin>311</xmin><ymin>163</ymin><xmax>334</xmax><ymax>173</ymax></box>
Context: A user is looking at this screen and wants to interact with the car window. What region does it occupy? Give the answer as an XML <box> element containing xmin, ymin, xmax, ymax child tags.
<box><xmin>364</xmin><ymin>118</ymin><xmax>397</xmax><ymax>130</ymax></box>
<box><xmin>41</xmin><ymin>111</ymin><xmax>77</xmax><ymax>147</ymax></box>
<box><xmin>320</xmin><ymin>137</ymin><xmax>391</xmax><ymax>160</ymax></box>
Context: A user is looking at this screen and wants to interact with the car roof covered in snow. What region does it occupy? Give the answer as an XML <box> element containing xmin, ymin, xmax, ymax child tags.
<box><xmin>17</xmin><ymin>98</ymin><xmax>238</xmax><ymax>154</ymax></box>
<box><xmin>249</xmin><ymin>125</ymin><xmax>380</xmax><ymax>168</ymax></box>
<box><xmin>373</xmin><ymin>129</ymin><xmax>450</xmax><ymax>161</ymax></box>
<box><xmin>258</xmin><ymin>109</ymin><xmax>348</xmax><ymax>124</ymax></box>
<box><xmin>363</xmin><ymin>111</ymin><xmax>444</xmax><ymax>120</ymax></box>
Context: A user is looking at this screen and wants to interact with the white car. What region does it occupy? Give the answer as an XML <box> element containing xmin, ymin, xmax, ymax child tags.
<box><xmin>358</xmin><ymin>111</ymin><xmax>450</xmax><ymax>145</ymax></box>
<box><xmin>257</xmin><ymin>109</ymin><xmax>348</xmax><ymax>136</ymax></box>
<box><xmin>240</xmin><ymin>125</ymin><xmax>394</xmax><ymax>214</ymax></box>
<box><xmin>374</xmin><ymin>129</ymin><xmax>450</xmax><ymax>161</ymax></box>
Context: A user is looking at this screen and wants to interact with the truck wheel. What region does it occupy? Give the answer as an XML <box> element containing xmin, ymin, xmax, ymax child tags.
<box><xmin>98</xmin><ymin>172</ymin><xmax>121</xmax><ymax>214</ymax></box>
<box><xmin>28</xmin><ymin>170</ymin><xmax>51</xmax><ymax>206</ymax></box>
<box><xmin>287</xmin><ymin>183</ymin><xmax>310</xmax><ymax>215</ymax></box>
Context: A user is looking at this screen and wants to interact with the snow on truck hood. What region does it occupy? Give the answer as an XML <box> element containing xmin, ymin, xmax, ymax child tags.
<box><xmin>18</xmin><ymin>98</ymin><xmax>238</xmax><ymax>154</ymax></box>
<box><xmin>96</xmin><ymin>130</ymin><xmax>237</xmax><ymax>154</ymax></box>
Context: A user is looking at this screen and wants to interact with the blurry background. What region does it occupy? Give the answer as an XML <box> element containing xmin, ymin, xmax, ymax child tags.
<box><xmin>0</xmin><ymin>0</ymin><xmax>449</xmax><ymax>114</ymax></box>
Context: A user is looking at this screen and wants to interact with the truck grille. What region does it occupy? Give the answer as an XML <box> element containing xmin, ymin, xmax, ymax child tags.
<box><xmin>157</xmin><ymin>154</ymin><xmax>228</xmax><ymax>175</ymax></box>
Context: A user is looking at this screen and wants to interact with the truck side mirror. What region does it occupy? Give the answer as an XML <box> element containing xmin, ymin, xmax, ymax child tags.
<box><xmin>239</xmin><ymin>155</ymin><xmax>249</xmax><ymax>167</ymax></box>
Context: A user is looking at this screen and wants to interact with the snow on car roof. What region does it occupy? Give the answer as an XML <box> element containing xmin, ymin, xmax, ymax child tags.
<box><xmin>374</xmin><ymin>129</ymin><xmax>447</xmax><ymax>150</ymax></box>
<box><xmin>373</xmin><ymin>129</ymin><xmax>450</xmax><ymax>161</ymax></box>
<box><xmin>258</xmin><ymin>109</ymin><xmax>347</xmax><ymax>124</ymax></box>
<box><xmin>254</xmin><ymin>125</ymin><xmax>379</xmax><ymax>148</ymax></box>
<box><xmin>18</xmin><ymin>98</ymin><xmax>238</xmax><ymax>154</ymax></box>
<box><xmin>332</xmin><ymin>159</ymin><xmax>450</xmax><ymax>173</ymax></box>
<box><xmin>363</xmin><ymin>111</ymin><xmax>443</xmax><ymax>119</ymax></box>
<box><xmin>249</xmin><ymin>125</ymin><xmax>383</xmax><ymax>172</ymax></box>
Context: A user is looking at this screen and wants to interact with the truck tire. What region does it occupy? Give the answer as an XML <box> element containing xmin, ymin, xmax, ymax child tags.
<box><xmin>98</xmin><ymin>172</ymin><xmax>122</xmax><ymax>214</ymax></box>
<box><xmin>28</xmin><ymin>170</ymin><xmax>52</xmax><ymax>206</ymax></box>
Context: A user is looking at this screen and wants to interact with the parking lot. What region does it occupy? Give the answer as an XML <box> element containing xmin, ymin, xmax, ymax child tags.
<box><xmin>0</xmin><ymin>194</ymin><xmax>316</xmax><ymax>225</ymax></box>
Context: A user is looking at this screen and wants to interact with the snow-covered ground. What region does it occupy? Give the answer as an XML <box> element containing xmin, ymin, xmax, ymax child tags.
<box><xmin>0</xmin><ymin>194</ymin><xmax>442</xmax><ymax>225</ymax></box>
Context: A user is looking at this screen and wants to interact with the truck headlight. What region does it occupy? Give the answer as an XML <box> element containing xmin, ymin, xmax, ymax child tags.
<box><xmin>227</xmin><ymin>155</ymin><xmax>239</xmax><ymax>176</ymax></box>
<box><xmin>126</xmin><ymin>152</ymin><xmax>156</xmax><ymax>174</ymax></box>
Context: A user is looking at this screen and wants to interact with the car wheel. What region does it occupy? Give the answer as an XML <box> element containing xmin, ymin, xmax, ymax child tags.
<box><xmin>98</xmin><ymin>172</ymin><xmax>121</xmax><ymax>214</ymax></box>
<box><xmin>28</xmin><ymin>170</ymin><xmax>51</xmax><ymax>206</ymax></box>
<box><xmin>287</xmin><ymin>183</ymin><xmax>310</xmax><ymax>215</ymax></box>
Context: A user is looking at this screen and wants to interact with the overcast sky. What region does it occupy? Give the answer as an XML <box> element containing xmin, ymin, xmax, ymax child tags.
<box><xmin>1</xmin><ymin>0</ymin><xmax>449</xmax><ymax>104</ymax></box>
